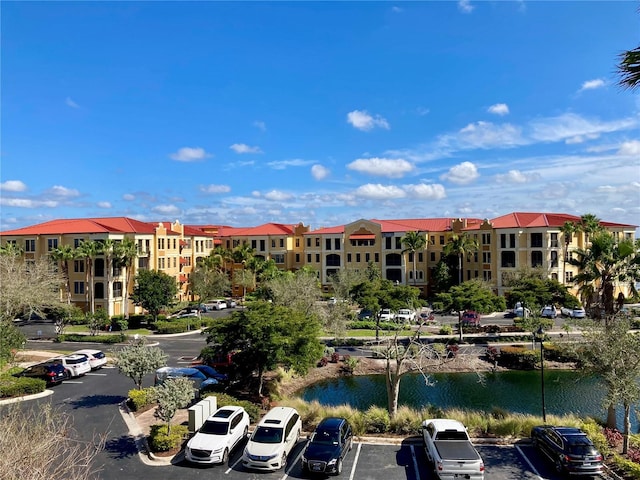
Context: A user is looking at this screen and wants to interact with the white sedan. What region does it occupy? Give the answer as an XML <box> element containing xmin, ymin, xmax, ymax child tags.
<box><xmin>185</xmin><ymin>406</ymin><xmax>250</xmax><ymax>465</ymax></box>
<box><xmin>561</xmin><ymin>306</ymin><xmax>586</xmax><ymax>318</ymax></box>
<box><xmin>73</xmin><ymin>349</ymin><xmax>107</xmax><ymax>370</ymax></box>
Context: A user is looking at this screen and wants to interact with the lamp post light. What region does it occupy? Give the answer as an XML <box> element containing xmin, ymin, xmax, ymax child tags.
<box><xmin>536</xmin><ymin>325</ymin><xmax>547</xmax><ymax>423</ymax></box>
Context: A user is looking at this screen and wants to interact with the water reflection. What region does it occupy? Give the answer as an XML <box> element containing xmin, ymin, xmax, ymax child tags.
<box><xmin>300</xmin><ymin>370</ymin><xmax>639</xmax><ymax>431</ymax></box>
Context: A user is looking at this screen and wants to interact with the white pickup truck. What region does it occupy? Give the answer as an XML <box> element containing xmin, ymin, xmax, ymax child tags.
<box><xmin>421</xmin><ymin>419</ymin><xmax>485</xmax><ymax>480</ymax></box>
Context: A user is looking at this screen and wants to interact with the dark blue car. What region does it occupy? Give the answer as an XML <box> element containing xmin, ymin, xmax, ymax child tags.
<box><xmin>191</xmin><ymin>364</ymin><xmax>229</xmax><ymax>383</ymax></box>
<box><xmin>302</xmin><ymin>417</ymin><xmax>353</xmax><ymax>475</ymax></box>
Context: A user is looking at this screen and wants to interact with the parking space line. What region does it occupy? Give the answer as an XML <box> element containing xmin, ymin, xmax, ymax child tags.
<box><xmin>410</xmin><ymin>444</ymin><xmax>422</xmax><ymax>480</ymax></box>
<box><xmin>515</xmin><ymin>445</ymin><xmax>544</xmax><ymax>480</ymax></box>
<box><xmin>86</xmin><ymin>373</ymin><xmax>107</xmax><ymax>376</ymax></box>
<box><xmin>348</xmin><ymin>442</ymin><xmax>362</xmax><ymax>480</ymax></box>
<box><xmin>224</xmin><ymin>455</ymin><xmax>243</xmax><ymax>475</ymax></box>
<box><xmin>63</xmin><ymin>380</ymin><xmax>83</xmax><ymax>384</ymax></box>
<box><xmin>280</xmin><ymin>442</ymin><xmax>305</xmax><ymax>480</ymax></box>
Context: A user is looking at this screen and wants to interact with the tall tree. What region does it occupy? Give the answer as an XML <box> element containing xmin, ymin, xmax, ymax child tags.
<box><xmin>50</xmin><ymin>244</ymin><xmax>77</xmax><ymax>305</ymax></box>
<box><xmin>152</xmin><ymin>377</ymin><xmax>196</xmax><ymax>434</ymax></box>
<box><xmin>115</xmin><ymin>238</ymin><xmax>138</xmax><ymax>319</ymax></box>
<box><xmin>569</xmin><ymin>231</ymin><xmax>640</xmax><ymax>317</ymax></box>
<box><xmin>204</xmin><ymin>301</ymin><xmax>324</xmax><ymax>396</ymax></box>
<box><xmin>190</xmin><ymin>261</ymin><xmax>231</xmax><ymax>301</ymax></box>
<box><xmin>233</xmin><ymin>269</ymin><xmax>255</xmax><ymax>302</ymax></box>
<box><xmin>443</xmin><ymin>233</ymin><xmax>479</xmax><ymax>286</ymax></box>
<box><xmin>578</xmin><ymin>213</ymin><xmax>603</xmax><ymax>237</ymax></box>
<box><xmin>401</xmin><ymin>231</ymin><xmax>427</xmax><ymax>286</ymax></box>
<box><xmin>100</xmin><ymin>239</ymin><xmax>116</xmax><ymax>313</ymax></box>
<box><xmin>77</xmin><ymin>240</ymin><xmax>101</xmax><ymax>313</ymax></box>
<box><xmin>560</xmin><ymin>221</ymin><xmax>577</xmax><ymax>287</ymax></box>
<box><xmin>130</xmin><ymin>269</ymin><xmax>178</xmax><ymax>321</ymax></box>
<box><xmin>115</xmin><ymin>341</ymin><xmax>168</xmax><ymax>389</ymax></box>
<box><xmin>265</xmin><ymin>269</ymin><xmax>323</xmax><ymax>317</ymax></box>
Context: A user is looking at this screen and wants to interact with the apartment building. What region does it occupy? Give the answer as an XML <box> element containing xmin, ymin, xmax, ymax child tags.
<box><xmin>1</xmin><ymin>212</ymin><xmax>636</xmax><ymax>315</ymax></box>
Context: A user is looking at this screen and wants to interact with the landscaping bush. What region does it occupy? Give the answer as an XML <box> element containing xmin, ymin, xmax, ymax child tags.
<box><xmin>126</xmin><ymin>315</ymin><xmax>146</xmax><ymax>329</ymax></box>
<box><xmin>439</xmin><ymin>325</ymin><xmax>453</xmax><ymax>335</ymax></box>
<box><xmin>154</xmin><ymin>320</ymin><xmax>189</xmax><ymax>334</ymax></box>
<box><xmin>498</xmin><ymin>346</ymin><xmax>538</xmax><ymax>369</ymax></box>
<box><xmin>0</xmin><ymin>376</ymin><xmax>46</xmax><ymax>398</ymax></box>
<box><xmin>363</xmin><ymin>406</ymin><xmax>390</xmax><ymax>434</ymax></box>
<box><xmin>127</xmin><ymin>387</ymin><xmax>155</xmax><ymax>412</ymax></box>
<box><xmin>204</xmin><ymin>392</ymin><xmax>261</xmax><ymax>423</ymax></box>
<box><xmin>54</xmin><ymin>333</ymin><xmax>126</xmax><ymax>344</ymax></box>
<box><xmin>148</xmin><ymin>424</ymin><xmax>189</xmax><ymax>452</ymax></box>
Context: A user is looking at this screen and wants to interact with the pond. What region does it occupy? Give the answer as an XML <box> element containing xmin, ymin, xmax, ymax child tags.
<box><xmin>299</xmin><ymin>370</ymin><xmax>640</xmax><ymax>432</ymax></box>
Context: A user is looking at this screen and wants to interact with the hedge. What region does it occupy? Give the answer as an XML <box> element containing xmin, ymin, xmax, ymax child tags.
<box><xmin>204</xmin><ymin>392</ymin><xmax>262</xmax><ymax>423</ymax></box>
<box><xmin>497</xmin><ymin>345</ymin><xmax>539</xmax><ymax>369</ymax></box>
<box><xmin>55</xmin><ymin>333</ymin><xmax>126</xmax><ymax>344</ymax></box>
<box><xmin>0</xmin><ymin>376</ymin><xmax>46</xmax><ymax>398</ymax></box>
<box><xmin>127</xmin><ymin>387</ymin><xmax>155</xmax><ymax>412</ymax></box>
<box><xmin>148</xmin><ymin>424</ymin><xmax>189</xmax><ymax>452</ymax></box>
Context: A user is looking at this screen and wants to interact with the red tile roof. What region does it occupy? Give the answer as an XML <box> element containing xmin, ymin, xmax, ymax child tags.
<box><xmin>0</xmin><ymin>217</ymin><xmax>157</xmax><ymax>236</ymax></box>
<box><xmin>218</xmin><ymin>223</ymin><xmax>297</xmax><ymax>237</ymax></box>
<box><xmin>489</xmin><ymin>212</ymin><xmax>637</xmax><ymax>229</ymax></box>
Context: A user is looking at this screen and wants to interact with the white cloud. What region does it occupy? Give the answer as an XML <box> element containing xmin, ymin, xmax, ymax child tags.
<box><xmin>494</xmin><ymin>170</ymin><xmax>530</xmax><ymax>184</ymax></box>
<box><xmin>404</xmin><ymin>183</ymin><xmax>447</xmax><ymax>200</ymax></box>
<box><xmin>354</xmin><ymin>184</ymin><xmax>406</xmax><ymax>200</ymax></box>
<box><xmin>391</xmin><ymin>6</ymin><xmax>403</xmax><ymax>13</ymax></box>
<box><xmin>416</xmin><ymin>107</ymin><xmax>430</xmax><ymax>116</ymax></box>
<box><xmin>263</xmin><ymin>190</ymin><xmax>293</xmax><ymax>202</ymax></box>
<box><xmin>454</xmin><ymin>122</ymin><xmax>524</xmax><ymax>149</ymax></box>
<box><xmin>488</xmin><ymin>103</ymin><xmax>509</xmax><ymax>116</ymax></box>
<box><xmin>123</xmin><ymin>193</ymin><xmax>135</xmax><ymax>201</ymax></box>
<box><xmin>268</xmin><ymin>158</ymin><xmax>313</xmax><ymax>170</ymax></box>
<box><xmin>152</xmin><ymin>204</ymin><xmax>181</xmax><ymax>215</ymax></box>
<box><xmin>311</xmin><ymin>164</ymin><xmax>330</xmax><ymax>180</ymax></box>
<box><xmin>347</xmin><ymin>157</ymin><xmax>414</xmax><ymax>178</ymax></box>
<box><xmin>230</xmin><ymin>143</ymin><xmax>262</xmax><ymax>154</ymax></box>
<box><xmin>529</xmin><ymin>113</ymin><xmax>636</xmax><ymax>144</ymax></box>
<box><xmin>565</xmin><ymin>132</ymin><xmax>600</xmax><ymax>144</ymax></box>
<box><xmin>253</xmin><ymin>120</ymin><xmax>266</xmax><ymax>132</ymax></box>
<box><xmin>97</xmin><ymin>201</ymin><xmax>112</xmax><ymax>208</ymax></box>
<box><xmin>440</xmin><ymin>161</ymin><xmax>479</xmax><ymax>184</ymax></box>
<box><xmin>65</xmin><ymin>97</ymin><xmax>80</xmax><ymax>109</ymax></box>
<box><xmin>169</xmin><ymin>147</ymin><xmax>212</xmax><ymax>162</ymax></box>
<box><xmin>49</xmin><ymin>185</ymin><xmax>80</xmax><ymax>197</ymax></box>
<box><xmin>578</xmin><ymin>78</ymin><xmax>606</xmax><ymax>92</ymax></box>
<box><xmin>618</xmin><ymin>140</ymin><xmax>640</xmax><ymax>156</ymax></box>
<box><xmin>0</xmin><ymin>198</ymin><xmax>58</xmax><ymax>208</ymax></box>
<box><xmin>200</xmin><ymin>184</ymin><xmax>231</xmax><ymax>194</ymax></box>
<box><xmin>0</xmin><ymin>180</ymin><xmax>27</xmax><ymax>192</ymax></box>
<box><xmin>346</xmin><ymin>110</ymin><xmax>390</xmax><ymax>131</ymax></box>
<box><xmin>458</xmin><ymin>0</ymin><xmax>474</xmax><ymax>13</ymax></box>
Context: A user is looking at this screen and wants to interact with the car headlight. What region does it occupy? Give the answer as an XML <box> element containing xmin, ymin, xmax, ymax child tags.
<box><xmin>212</xmin><ymin>447</ymin><xmax>223</xmax><ymax>454</ymax></box>
<box><xmin>328</xmin><ymin>458</ymin><xmax>337</xmax><ymax>466</ymax></box>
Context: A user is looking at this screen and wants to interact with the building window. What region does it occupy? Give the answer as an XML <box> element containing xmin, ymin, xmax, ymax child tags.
<box><xmin>259</xmin><ymin>240</ymin><xmax>265</xmax><ymax>251</ymax></box>
<box><xmin>296</xmin><ymin>238</ymin><xmax>300</xmax><ymax>248</ymax></box>
<box><xmin>173</xmin><ymin>257</ymin><xmax>177</xmax><ymax>268</ymax></box>
<box><xmin>395</xmin><ymin>237</ymin><xmax>402</xmax><ymax>249</ymax></box>
<box><xmin>326</xmin><ymin>239</ymin><xmax>331</xmax><ymax>250</ymax></box>
<box><xmin>113</xmin><ymin>263</ymin><xmax>122</xmax><ymax>276</ymax></box>
<box><xmin>272</xmin><ymin>239</ymin><xmax>276</xmax><ymax>248</ymax></box>
<box><xmin>280</xmin><ymin>239</ymin><xmax>284</xmax><ymax>248</ymax></box>
<box><xmin>356</xmin><ymin>253</ymin><xmax>361</xmax><ymax>262</ymax></box>
<box><xmin>385</xmin><ymin>253</ymin><xmax>402</xmax><ymax>266</ymax></box>
<box><xmin>550</xmin><ymin>251</ymin><xmax>558</xmax><ymax>268</ymax></box>
<box><xmin>482</xmin><ymin>252</ymin><xmax>491</xmax><ymax>264</ymax></box>
<box><xmin>565</xmin><ymin>271</ymin><xmax>574</xmax><ymax>283</ymax></box>
<box><xmin>74</xmin><ymin>260</ymin><xmax>84</xmax><ymax>273</ymax></box>
<box><xmin>306</xmin><ymin>238</ymin><xmax>311</xmax><ymax>247</ymax></box>
<box><xmin>483</xmin><ymin>271</ymin><xmax>492</xmax><ymax>281</ymax></box>
<box><xmin>74</xmin><ymin>282</ymin><xmax>85</xmax><ymax>294</ymax></box>
<box><xmin>315</xmin><ymin>254</ymin><xmax>320</xmax><ymax>263</ymax></box>
<box><xmin>274</xmin><ymin>254</ymin><xmax>285</xmax><ymax>264</ymax></box>
<box><xmin>385</xmin><ymin>237</ymin><xmax>392</xmax><ymax>249</ymax></box>
<box><xmin>375</xmin><ymin>253</ymin><xmax>379</xmax><ymax>262</ymax></box>
<box><xmin>251</xmin><ymin>240</ymin><xmax>257</xmax><ymax>249</ymax></box>
<box><xmin>482</xmin><ymin>233</ymin><xmax>491</xmax><ymax>245</ymax></box>
<box><xmin>47</xmin><ymin>239</ymin><xmax>58</xmax><ymax>251</ymax></box>
<box><xmin>113</xmin><ymin>281</ymin><xmax>123</xmax><ymax>297</ymax></box>
<box><xmin>365</xmin><ymin>253</ymin><xmax>370</xmax><ymax>262</ymax></box>
<box><xmin>74</xmin><ymin>238</ymin><xmax>83</xmax><ymax>248</ymax></box>
<box><xmin>94</xmin><ymin>282</ymin><xmax>104</xmax><ymax>299</ymax></box>
<box><xmin>316</xmin><ymin>238</ymin><xmax>320</xmax><ymax>247</ymax></box>
<box><xmin>94</xmin><ymin>259</ymin><xmax>105</xmax><ymax>277</ymax></box>
<box><xmin>430</xmin><ymin>252</ymin><xmax>436</xmax><ymax>262</ymax></box>
<box><xmin>25</xmin><ymin>239</ymin><xmax>36</xmax><ymax>252</ymax></box>
<box><xmin>430</xmin><ymin>236</ymin><xmax>435</xmax><ymax>245</ymax></box>
<box><xmin>500</xmin><ymin>234</ymin><xmax>516</xmax><ymax>249</ymax></box>
<box><xmin>531</xmin><ymin>251</ymin><xmax>543</xmax><ymax>268</ymax></box>
<box><xmin>334</xmin><ymin>238</ymin><xmax>340</xmax><ymax>250</ymax></box>
<box><xmin>307</xmin><ymin>254</ymin><xmax>312</xmax><ymax>263</ymax></box>
<box><xmin>326</xmin><ymin>254</ymin><xmax>340</xmax><ymax>267</ymax></box>
<box><xmin>550</xmin><ymin>233</ymin><xmax>559</xmax><ymax>248</ymax></box>
<box><xmin>551</xmin><ymin>273</ymin><xmax>558</xmax><ymax>281</ymax></box>
<box><xmin>501</xmin><ymin>251</ymin><xmax>516</xmax><ymax>268</ymax></box>
<box><xmin>418</xmin><ymin>252</ymin><xmax>423</xmax><ymax>262</ymax></box>
<box><xmin>531</xmin><ymin>233</ymin><xmax>543</xmax><ymax>248</ymax></box>
<box><xmin>295</xmin><ymin>253</ymin><xmax>300</xmax><ymax>262</ymax></box>
<box><xmin>439</xmin><ymin>236</ymin><xmax>445</xmax><ymax>245</ymax></box>
<box><xmin>347</xmin><ymin>253</ymin><xmax>352</xmax><ymax>263</ymax></box>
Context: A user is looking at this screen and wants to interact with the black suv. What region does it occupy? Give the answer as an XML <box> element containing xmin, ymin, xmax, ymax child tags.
<box><xmin>17</xmin><ymin>361</ymin><xmax>66</xmax><ymax>386</ymax></box>
<box><xmin>302</xmin><ymin>417</ymin><xmax>353</xmax><ymax>475</ymax></box>
<box><xmin>531</xmin><ymin>425</ymin><xmax>604</xmax><ymax>476</ymax></box>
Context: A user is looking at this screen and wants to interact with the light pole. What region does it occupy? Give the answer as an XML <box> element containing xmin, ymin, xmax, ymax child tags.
<box><xmin>536</xmin><ymin>326</ymin><xmax>547</xmax><ymax>423</ymax></box>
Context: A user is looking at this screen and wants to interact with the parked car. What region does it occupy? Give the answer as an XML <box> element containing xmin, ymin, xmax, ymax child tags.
<box><xmin>540</xmin><ymin>305</ymin><xmax>558</xmax><ymax>319</ymax></box>
<box><xmin>561</xmin><ymin>306</ymin><xmax>586</xmax><ymax>318</ymax></box>
<box><xmin>301</xmin><ymin>417</ymin><xmax>353</xmax><ymax>475</ymax></box>
<box><xmin>49</xmin><ymin>354</ymin><xmax>91</xmax><ymax>378</ymax></box>
<box><xmin>191</xmin><ymin>364</ymin><xmax>229</xmax><ymax>383</ymax></box>
<box><xmin>396</xmin><ymin>308</ymin><xmax>416</xmax><ymax>323</ymax></box>
<box><xmin>531</xmin><ymin>425</ymin><xmax>604</xmax><ymax>476</ymax></box>
<box><xmin>379</xmin><ymin>309</ymin><xmax>395</xmax><ymax>321</ymax></box>
<box><xmin>16</xmin><ymin>361</ymin><xmax>66</xmax><ymax>386</ymax></box>
<box><xmin>72</xmin><ymin>349</ymin><xmax>107</xmax><ymax>370</ymax></box>
<box><xmin>327</xmin><ymin>297</ymin><xmax>337</xmax><ymax>305</ymax></box>
<box><xmin>154</xmin><ymin>367</ymin><xmax>218</xmax><ymax>391</ymax></box>
<box><xmin>358</xmin><ymin>309</ymin><xmax>374</xmax><ymax>320</ymax></box>
<box><xmin>242</xmin><ymin>406</ymin><xmax>302</xmax><ymax>471</ymax></box>
<box><xmin>461</xmin><ymin>311</ymin><xmax>480</xmax><ymax>327</ymax></box>
<box><xmin>513</xmin><ymin>302</ymin><xmax>531</xmax><ymax>318</ymax></box>
<box><xmin>226</xmin><ymin>298</ymin><xmax>237</xmax><ymax>308</ymax></box>
<box><xmin>204</xmin><ymin>300</ymin><xmax>227</xmax><ymax>311</ymax></box>
<box><xmin>168</xmin><ymin>307</ymin><xmax>200</xmax><ymax>319</ymax></box>
<box><xmin>185</xmin><ymin>405</ymin><xmax>250</xmax><ymax>465</ymax></box>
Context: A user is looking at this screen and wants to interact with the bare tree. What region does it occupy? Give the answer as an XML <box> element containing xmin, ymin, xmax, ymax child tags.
<box><xmin>0</xmin><ymin>403</ymin><xmax>104</xmax><ymax>480</ymax></box>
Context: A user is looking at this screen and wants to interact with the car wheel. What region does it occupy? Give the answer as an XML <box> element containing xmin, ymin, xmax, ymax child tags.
<box><xmin>221</xmin><ymin>448</ymin><xmax>229</xmax><ymax>465</ymax></box>
<box><xmin>63</xmin><ymin>369</ymin><xmax>71</xmax><ymax>380</ymax></box>
<box><xmin>335</xmin><ymin>458</ymin><xmax>343</xmax><ymax>475</ymax></box>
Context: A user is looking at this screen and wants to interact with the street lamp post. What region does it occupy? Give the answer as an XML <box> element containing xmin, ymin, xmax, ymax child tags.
<box><xmin>536</xmin><ymin>326</ymin><xmax>547</xmax><ymax>423</ymax></box>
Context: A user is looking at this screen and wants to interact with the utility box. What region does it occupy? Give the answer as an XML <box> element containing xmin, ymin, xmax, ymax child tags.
<box><xmin>188</xmin><ymin>402</ymin><xmax>205</xmax><ymax>433</ymax></box>
<box><xmin>201</xmin><ymin>396</ymin><xmax>217</xmax><ymax>418</ymax></box>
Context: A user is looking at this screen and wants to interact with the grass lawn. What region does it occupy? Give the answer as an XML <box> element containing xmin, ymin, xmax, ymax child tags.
<box><xmin>63</xmin><ymin>325</ymin><xmax>152</xmax><ymax>336</ymax></box>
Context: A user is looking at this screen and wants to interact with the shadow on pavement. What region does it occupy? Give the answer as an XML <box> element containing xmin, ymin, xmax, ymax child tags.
<box><xmin>69</xmin><ymin>394</ymin><xmax>127</xmax><ymax>409</ymax></box>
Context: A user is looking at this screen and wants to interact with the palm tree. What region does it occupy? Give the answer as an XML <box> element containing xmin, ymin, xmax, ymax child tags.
<box><xmin>401</xmin><ymin>231</ymin><xmax>426</xmax><ymax>286</ymax></box>
<box><xmin>443</xmin><ymin>233</ymin><xmax>480</xmax><ymax>286</ymax></box>
<box><xmin>578</xmin><ymin>213</ymin><xmax>603</xmax><ymax>237</ymax></box>
<box><xmin>50</xmin><ymin>244</ymin><xmax>76</xmax><ymax>304</ymax></box>
<box><xmin>77</xmin><ymin>240</ymin><xmax>101</xmax><ymax>314</ymax></box>
<box><xmin>569</xmin><ymin>230</ymin><xmax>640</xmax><ymax>318</ymax></box>
<box><xmin>115</xmin><ymin>238</ymin><xmax>138</xmax><ymax>319</ymax></box>
<box><xmin>560</xmin><ymin>221</ymin><xmax>577</xmax><ymax>286</ymax></box>
<box><xmin>101</xmin><ymin>239</ymin><xmax>116</xmax><ymax>314</ymax></box>
<box><xmin>618</xmin><ymin>45</ymin><xmax>640</xmax><ymax>90</ymax></box>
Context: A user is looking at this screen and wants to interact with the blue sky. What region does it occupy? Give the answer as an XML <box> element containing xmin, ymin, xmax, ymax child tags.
<box><xmin>1</xmin><ymin>1</ymin><xmax>639</xmax><ymax>233</ymax></box>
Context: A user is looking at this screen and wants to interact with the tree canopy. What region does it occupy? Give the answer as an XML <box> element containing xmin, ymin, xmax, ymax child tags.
<box><xmin>505</xmin><ymin>268</ymin><xmax>578</xmax><ymax>311</ymax></box>
<box><xmin>115</xmin><ymin>341</ymin><xmax>168</xmax><ymax>389</ymax></box>
<box><xmin>130</xmin><ymin>269</ymin><xmax>178</xmax><ymax>320</ymax></box>
<box><xmin>435</xmin><ymin>279</ymin><xmax>506</xmax><ymax>315</ymax></box>
<box><xmin>204</xmin><ymin>301</ymin><xmax>324</xmax><ymax>395</ymax></box>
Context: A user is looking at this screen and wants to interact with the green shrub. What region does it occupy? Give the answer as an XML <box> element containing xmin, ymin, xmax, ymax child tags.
<box><xmin>0</xmin><ymin>376</ymin><xmax>46</xmax><ymax>398</ymax></box>
<box><xmin>203</xmin><ymin>392</ymin><xmax>261</xmax><ymax>423</ymax></box>
<box><xmin>154</xmin><ymin>320</ymin><xmax>189</xmax><ymax>334</ymax></box>
<box><xmin>363</xmin><ymin>406</ymin><xmax>390</xmax><ymax>434</ymax></box>
<box><xmin>55</xmin><ymin>333</ymin><xmax>126</xmax><ymax>344</ymax></box>
<box><xmin>498</xmin><ymin>346</ymin><xmax>538</xmax><ymax>369</ymax></box>
<box><xmin>148</xmin><ymin>424</ymin><xmax>189</xmax><ymax>452</ymax></box>
<box><xmin>439</xmin><ymin>325</ymin><xmax>453</xmax><ymax>335</ymax></box>
<box><xmin>611</xmin><ymin>454</ymin><xmax>640</xmax><ymax>478</ymax></box>
<box><xmin>128</xmin><ymin>387</ymin><xmax>155</xmax><ymax>412</ymax></box>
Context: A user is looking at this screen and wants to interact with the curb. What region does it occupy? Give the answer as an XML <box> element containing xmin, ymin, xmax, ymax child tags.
<box><xmin>0</xmin><ymin>388</ymin><xmax>54</xmax><ymax>405</ymax></box>
<box><xmin>118</xmin><ymin>400</ymin><xmax>175</xmax><ymax>466</ymax></box>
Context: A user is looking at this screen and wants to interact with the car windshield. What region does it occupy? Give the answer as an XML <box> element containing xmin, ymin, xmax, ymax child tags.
<box><xmin>311</xmin><ymin>429</ymin><xmax>339</xmax><ymax>445</ymax></box>
<box><xmin>197</xmin><ymin>366</ymin><xmax>219</xmax><ymax>377</ymax></box>
<box><xmin>198</xmin><ymin>420</ymin><xmax>229</xmax><ymax>435</ymax></box>
<box><xmin>252</xmin><ymin>426</ymin><xmax>283</xmax><ymax>444</ymax></box>
<box><xmin>568</xmin><ymin>444</ymin><xmax>598</xmax><ymax>456</ymax></box>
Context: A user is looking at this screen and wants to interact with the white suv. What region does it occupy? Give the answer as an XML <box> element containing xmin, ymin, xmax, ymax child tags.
<box><xmin>49</xmin><ymin>354</ymin><xmax>91</xmax><ymax>378</ymax></box>
<box><xmin>243</xmin><ymin>406</ymin><xmax>302</xmax><ymax>471</ymax></box>
<box><xmin>185</xmin><ymin>406</ymin><xmax>250</xmax><ymax>465</ymax></box>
